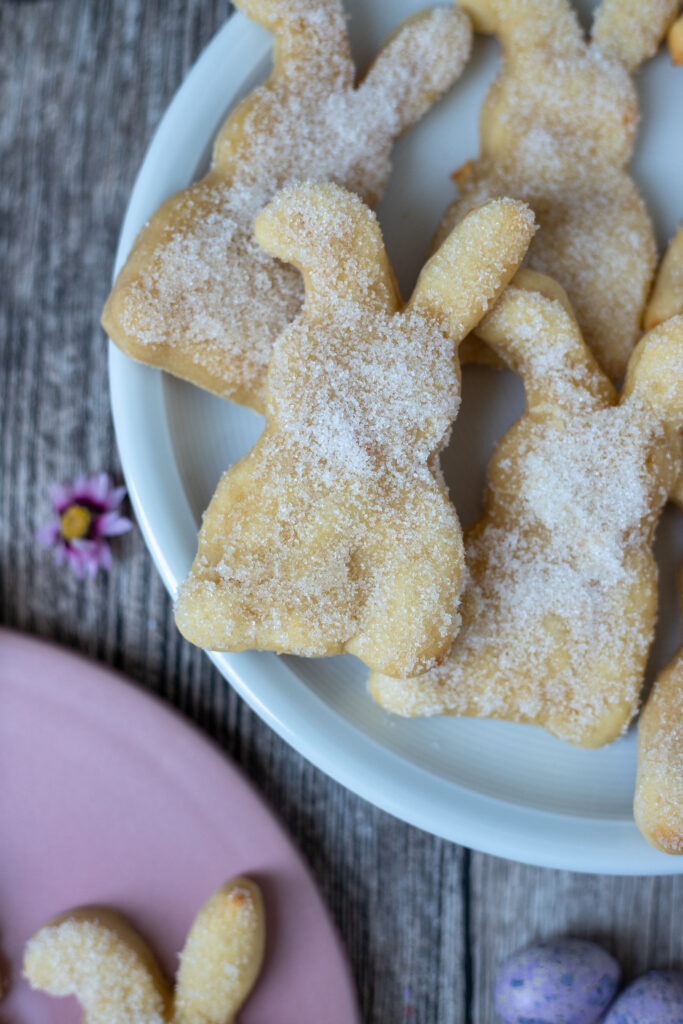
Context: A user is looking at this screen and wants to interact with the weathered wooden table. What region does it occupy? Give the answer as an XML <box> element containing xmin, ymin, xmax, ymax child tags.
<box><xmin>2</xmin><ymin>3</ymin><xmax>681</xmax><ymax>1021</ymax></box>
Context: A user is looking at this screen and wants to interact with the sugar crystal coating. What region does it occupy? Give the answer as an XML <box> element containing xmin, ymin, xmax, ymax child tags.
<box><xmin>102</xmin><ymin>0</ymin><xmax>473</xmax><ymax>412</ymax></box>
<box><xmin>436</xmin><ymin>0</ymin><xmax>678</xmax><ymax>380</ymax></box>
<box><xmin>23</xmin><ymin>878</ymin><xmax>265</xmax><ymax>1024</ymax></box>
<box><xmin>175</xmin><ymin>184</ymin><xmax>535</xmax><ymax>678</ymax></box>
<box><xmin>24</xmin><ymin>917</ymin><xmax>168</xmax><ymax>1024</ymax></box>
<box><xmin>371</xmin><ymin>284</ymin><xmax>683</xmax><ymax>746</ymax></box>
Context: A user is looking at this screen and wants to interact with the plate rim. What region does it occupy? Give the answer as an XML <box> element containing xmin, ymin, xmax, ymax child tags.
<box><xmin>107</xmin><ymin>8</ymin><xmax>683</xmax><ymax>875</ymax></box>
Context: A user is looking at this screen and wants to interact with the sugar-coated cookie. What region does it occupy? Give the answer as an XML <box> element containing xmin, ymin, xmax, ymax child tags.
<box><xmin>101</xmin><ymin>0</ymin><xmax>472</xmax><ymax>413</ymax></box>
<box><xmin>645</xmin><ymin>223</ymin><xmax>683</xmax><ymax>508</ymax></box>
<box><xmin>23</xmin><ymin>878</ymin><xmax>265</xmax><ymax>1024</ymax></box>
<box><xmin>634</xmin><ymin>563</ymin><xmax>683</xmax><ymax>854</ymax></box>
<box><xmin>436</xmin><ymin>0</ymin><xmax>679</xmax><ymax>381</ymax></box>
<box><xmin>670</xmin><ymin>10</ymin><xmax>683</xmax><ymax>61</ymax></box>
<box><xmin>644</xmin><ymin>213</ymin><xmax>683</xmax><ymax>832</ymax></box>
<box><xmin>175</xmin><ymin>182</ymin><xmax>534</xmax><ymax>678</ymax></box>
<box><xmin>645</xmin><ymin>224</ymin><xmax>683</xmax><ymax>333</ymax></box>
<box><xmin>371</xmin><ymin>272</ymin><xmax>683</xmax><ymax>745</ymax></box>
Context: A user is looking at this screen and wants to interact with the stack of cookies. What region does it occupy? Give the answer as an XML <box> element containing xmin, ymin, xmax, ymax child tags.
<box><xmin>102</xmin><ymin>0</ymin><xmax>683</xmax><ymax>855</ymax></box>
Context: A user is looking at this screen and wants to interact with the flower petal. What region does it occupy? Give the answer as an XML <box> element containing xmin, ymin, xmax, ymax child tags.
<box><xmin>106</xmin><ymin>485</ymin><xmax>127</xmax><ymax>510</ymax></box>
<box><xmin>66</xmin><ymin>548</ymin><xmax>88</xmax><ymax>579</ymax></box>
<box><xmin>96</xmin><ymin>512</ymin><xmax>133</xmax><ymax>537</ymax></box>
<box><xmin>98</xmin><ymin>543</ymin><xmax>113</xmax><ymax>572</ymax></box>
<box><xmin>70</xmin><ymin>538</ymin><xmax>97</xmax><ymax>555</ymax></box>
<box><xmin>72</xmin><ymin>473</ymin><xmax>89</xmax><ymax>496</ymax></box>
<box><xmin>92</xmin><ymin>472</ymin><xmax>112</xmax><ymax>502</ymax></box>
<box><xmin>36</xmin><ymin>520</ymin><xmax>61</xmax><ymax>547</ymax></box>
<box><xmin>71</xmin><ymin>539</ymin><xmax>100</xmax><ymax>571</ymax></box>
<box><xmin>71</xmin><ymin>538</ymin><xmax>105</xmax><ymax>579</ymax></box>
<box><xmin>53</xmin><ymin>544</ymin><xmax>68</xmax><ymax>567</ymax></box>
<box><xmin>48</xmin><ymin>482</ymin><xmax>73</xmax><ymax>512</ymax></box>
<box><xmin>75</xmin><ymin>473</ymin><xmax>105</xmax><ymax>507</ymax></box>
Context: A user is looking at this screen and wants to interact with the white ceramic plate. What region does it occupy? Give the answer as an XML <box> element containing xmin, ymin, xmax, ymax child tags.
<box><xmin>109</xmin><ymin>0</ymin><xmax>683</xmax><ymax>874</ymax></box>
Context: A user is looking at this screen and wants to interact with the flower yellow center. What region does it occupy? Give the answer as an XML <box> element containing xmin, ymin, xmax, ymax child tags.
<box><xmin>60</xmin><ymin>504</ymin><xmax>93</xmax><ymax>541</ymax></box>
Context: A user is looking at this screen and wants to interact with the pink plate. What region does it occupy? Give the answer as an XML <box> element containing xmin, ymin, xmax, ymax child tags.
<box><xmin>0</xmin><ymin>629</ymin><xmax>360</xmax><ymax>1024</ymax></box>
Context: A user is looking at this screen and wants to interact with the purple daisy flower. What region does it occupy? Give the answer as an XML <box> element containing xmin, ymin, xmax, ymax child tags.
<box><xmin>36</xmin><ymin>472</ymin><xmax>133</xmax><ymax>579</ymax></box>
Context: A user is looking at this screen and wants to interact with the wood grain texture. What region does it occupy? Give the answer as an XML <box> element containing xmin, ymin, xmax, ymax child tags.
<box><xmin>0</xmin><ymin>3</ymin><xmax>680</xmax><ymax>1023</ymax></box>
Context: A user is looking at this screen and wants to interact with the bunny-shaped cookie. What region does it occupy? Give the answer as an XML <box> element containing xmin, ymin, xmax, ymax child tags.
<box><xmin>637</xmin><ymin>211</ymin><xmax>683</xmax><ymax>849</ymax></box>
<box><xmin>646</xmin><ymin>222</ymin><xmax>683</xmax><ymax>508</ymax></box>
<box><xmin>436</xmin><ymin>0</ymin><xmax>679</xmax><ymax>381</ymax></box>
<box><xmin>644</xmin><ymin>16</ymin><xmax>683</xmax><ymax>334</ymax></box>
<box><xmin>634</xmin><ymin>561</ymin><xmax>683</xmax><ymax>854</ymax></box>
<box><xmin>646</xmin><ymin>224</ymin><xmax>683</xmax><ymax>334</ymax></box>
<box><xmin>23</xmin><ymin>878</ymin><xmax>264</xmax><ymax>1024</ymax></box>
<box><xmin>175</xmin><ymin>182</ymin><xmax>534</xmax><ymax>678</ymax></box>
<box><xmin>371</xmin><ymin>271</ymin><xmax>683</xmax><ymax>745</ymax></box>
<box><xmin>101</xmin><ymin>0</ymin><xmax>472</xmax><ymax>413</ymax></box>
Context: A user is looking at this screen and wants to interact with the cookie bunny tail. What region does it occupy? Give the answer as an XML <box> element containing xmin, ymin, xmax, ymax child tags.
<box><xmin>473</xmin><ymin>270</ymin><xmax>614</xmax><ymax>412</ymax></box>
<box><xmin>459</xmin><ymin>0</ymin><xmax>583</xmax><ymax>54</ymax></box>
<box><xmin>23</xmin><ymin>909</ymin><xmax>171</xmax><ymax>1024</ymax></box>
<box><xmin>233</xmin><ymin>0</ymin><xmax>353</xmax><ymax>88</ymax></box>
<box><xmin>408</xmin><ymin>198</ymin><xmax>535</xmax><ymax>345</ymax></box>
<box><xmin>592</xmin><ymin>0</ymin><xmax>680</xmax><ymax>71</ymax></box>
<box><xmin>670</xmin><ymin>13</ymin><xmax>683</xmax><ymax>62</ymax></box>
<box><xmin>644</xmin><ymin>223</ymin><xmax>683</xmax><ymax>329</ymax></box>
<box><xmin>173</xmin><ymin>879</ymin><xmax>265</xmax><ymax>1024</ymax></box>
<box><xmin>634</xmin><ymin>561</ymin><xmax>683</xmax><ymax>854</ymax></box>
<box><xmin>622</xmin><ymin>314</ymin><xmax>683</xmax><ymax>436</ymax></box>
<box><xmin>255</xmin><ymin>181</ymin><xmax>400</xmax><ymax>315</ymax></box>
<box><xmin>357</xmin><ymin>6</ymin><xmax>472</xmax><ymax>138</ymax></box>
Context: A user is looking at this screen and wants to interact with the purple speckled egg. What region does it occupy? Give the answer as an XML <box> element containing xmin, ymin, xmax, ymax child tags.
<box><xmin>603</xmin><ymin>970</ymin><xmax>683</xmax><ymax>1023</ymax></box>
<box><xmin>494</xmin><ymin>938</ymin><xmax>620</xmax><ymax>1024</ymax></box>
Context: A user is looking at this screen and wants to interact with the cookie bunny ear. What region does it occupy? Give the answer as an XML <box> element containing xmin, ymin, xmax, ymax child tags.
<box><xmin>622</xmin><ymin>315</ymin><xmax>683</xmax><ymax>434</ymax></box>
<box><xmin>234</xmin><ymin>0</ymin><xmax>353</xmax><ymax>86</ymax></box>
<box><xmin>644</xmin><ymin>223</ymin><xmax>683</xmax><ymax>329</ymax></box>
<box><xmin>173</xmin><ymin>879</ymin><xmax>265</xmax><ymax>1024</ymax></box>
<box><xmin>471</xmin><ymin>270</ymin><xmax>613</xmax><ymax>412</ymax></box>
<box><xmin>23</xmin><ymin>908</ymin><xmax>171</xmax><ymax>1024</ymax></box>
<box><xmin>254</xmin><ymin>181</ymin><xmax>400</xmax><ymax>314</ymax></box>
<box><xmin>459</xmin><ymin>0</ymin><xmax>584</xmax><ymax>54</ymax></box>
<box><xmin>670</xmin><ymin>13</ymin><xmax>683</xmax><ymax>62</ymax></box>
<box><xmin>592</xmin><ymin>0</ymin><xmax>680</xmax><ymax>71</ymax></box>
<box><xmin>356</xmin><ymin>6</ymin><xmax>472</xmax><ymax>136</ymax></box>
<box><xmin>408</xmin><ymin>198</ymin><xmax>535</xmax><ymax>345</ymax></box>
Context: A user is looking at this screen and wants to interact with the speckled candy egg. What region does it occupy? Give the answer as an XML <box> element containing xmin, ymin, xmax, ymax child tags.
<box><xmin>494</xmin><ymin>938</ymin><xmax>620</xmax><ymax>1024</ymax></box>
<box><xmin>603</xmin><ymin>970</ymin><xmax>683</xmax><ymax>1023</ymax></box>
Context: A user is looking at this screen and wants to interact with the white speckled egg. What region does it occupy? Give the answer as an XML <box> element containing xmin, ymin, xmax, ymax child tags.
<box><xmin>603</xmin><ymin>970</ymin><xmax>683</xmax><ymax>1023</ymax></box>
<box><xmin>494</xmin><ymin>938</ymin><xmax>620</xmax><ymax>1024</ymax></box>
